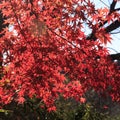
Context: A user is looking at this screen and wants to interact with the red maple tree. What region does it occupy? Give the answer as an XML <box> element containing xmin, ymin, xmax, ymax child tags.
<box><xmin>0</xmin><ymin>0</ymin><xmax>120</xmax><ymax>111</ymax></box>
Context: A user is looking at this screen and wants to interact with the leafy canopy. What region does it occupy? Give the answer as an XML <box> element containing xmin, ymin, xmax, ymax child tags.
<box><xmin>0</xmin><ymin>0</ymin><xmax>120</xmax><ymax>111</ymax></box>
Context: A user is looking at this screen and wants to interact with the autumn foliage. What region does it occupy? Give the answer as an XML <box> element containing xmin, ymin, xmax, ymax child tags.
<box><xmin>0</xmin><ymin>0</ymin><xmax>120</xmax><ymax>111</ymax></box>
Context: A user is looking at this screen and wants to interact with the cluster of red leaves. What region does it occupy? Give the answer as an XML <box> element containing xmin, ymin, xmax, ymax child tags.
<box><xmin>0</xmin><ymin>0</ymin><xmax>120</xmax><ymax>111</ymax></box>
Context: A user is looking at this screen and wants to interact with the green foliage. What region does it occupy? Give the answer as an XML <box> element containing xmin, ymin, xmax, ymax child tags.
<box><xmin>105</xmin><ymin>115</ymin><xmax>120</xmax><ymax>120</ymax></box>
<box><xmin>0</xmin><ymin>97</ymin><xmax>108</xmax><ymax>120</ymax></box>
<box><xmin>75</xmin><ymin>104</ymin><xmax>106</xmax><ymax>120</ymax></box>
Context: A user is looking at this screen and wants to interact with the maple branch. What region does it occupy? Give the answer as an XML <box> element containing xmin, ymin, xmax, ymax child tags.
<box><xmin>110</xmin><ymin>30</ymin><xmax>120</xmax><ymax>34</ymax></box>
<box><xmin>48</xmin><ymin>27</ymin><xmax>87</xmax><ymax>55</ymax></box>
<box><xmin>87</xmin><ymin>0</ymin><xmax>120</xmax><ymax>61</ymax></box>
<box><xmin>87</xmin><ymin>0</ymin><xmax>120</xmax><ymax>39</ymax></box>
<box><xmin>98</xmin><ymin>0</ymin><xmax>118</xmax><ymax>28</ymax></box>
<box><xmin>114</xmin><ymin>8</ymin><xmax>120</xmax><ymax>11</ymax></box>
<box><xmin>103</xmin><ymin>0</ymin><xmax>120</xmax><ymax>31</ymax></box>
<box><xmin>87</xmin><ymin>20</ymin><xmax>120</xmax><ymax>40</ymax></box>
<box><xmin>110</xmin><ymin>0</ymin><xmax>117</xmax><ymax>12</ymax></box>
<box><xmin>87</xmin><ymin>20</ymin><xmax>120</xmax><ymax>60</ymax></box>
<box><xmin>109</xmin><ymin>53</ymin><xmax>120</xmax><ymax>61</ymax></box>
<box><xmin>105</xmin><ymin>20</ymin><xmax>120</xmax><ymax>33</ymax></box>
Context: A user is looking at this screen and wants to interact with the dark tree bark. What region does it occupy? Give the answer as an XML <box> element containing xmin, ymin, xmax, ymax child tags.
<box><xmin>0</xmin><ymin>11</ymin><xmax>8</xmax><ymax>79</ymax></box>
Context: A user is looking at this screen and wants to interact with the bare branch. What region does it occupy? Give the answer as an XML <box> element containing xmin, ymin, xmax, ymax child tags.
<box><xmin>105</xmin><ymin>20</ymin><xmax>120</xmax><ymax>33</ymax></box>
<box><xmin>110</xmin><ymin>0</ymin><xmax>117</xmax><ymax>12</ymax></box>
<box><xmin>114</xmin><ymin>7</ymin><xmax>120</xmax><ymax>11</ymax></box>
<box><xmin>109</xmin><ymin>53</ymin><xmax>120</xmax><ymax>61</ymax></box>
